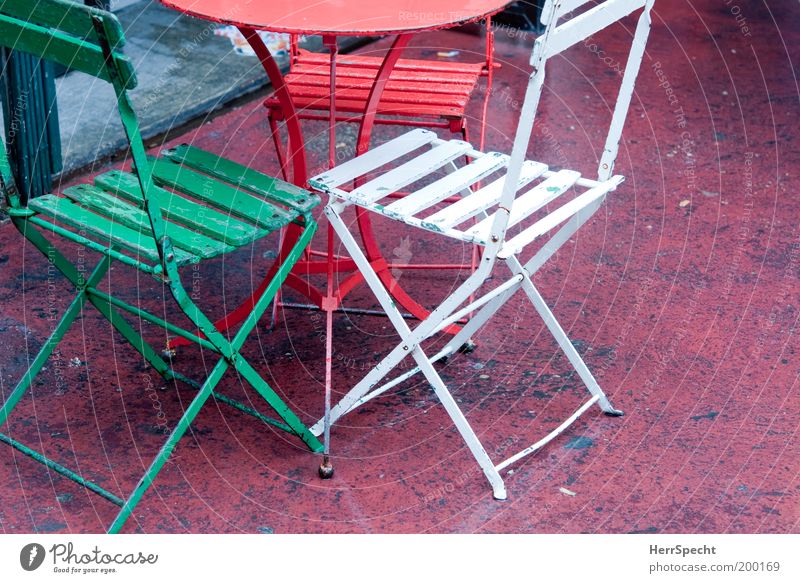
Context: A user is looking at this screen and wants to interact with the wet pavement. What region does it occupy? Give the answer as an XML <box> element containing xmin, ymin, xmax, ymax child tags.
<box><xmin>0</xmin><ymin>0</ymin><xmax>798</xmax><ymax>533</ymax></box>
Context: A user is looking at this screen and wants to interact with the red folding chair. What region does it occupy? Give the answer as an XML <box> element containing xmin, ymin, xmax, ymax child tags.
<box><xmin>265</xmin><ymin>22</ymin><xmax>497</xmax><ymax>181</ymax></box>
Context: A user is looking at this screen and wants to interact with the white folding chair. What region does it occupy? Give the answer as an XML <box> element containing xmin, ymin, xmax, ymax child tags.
<box><xmin>308</xmin><ymin>0</ymin><xmax>656</xmax><ymax>499</ymax></box>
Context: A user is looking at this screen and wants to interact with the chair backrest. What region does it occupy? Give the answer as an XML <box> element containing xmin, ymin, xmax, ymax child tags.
<box><xmin>493</xmin><ymin>0</ymin><xmax>655</xmax><ymax>239</ymax></box>
<box><xmin>0</xmin><ymin>0</ymin><xmax>136</xmax><ymax>89</ymax></box>
<box><xmin>0</xmin><ymin>0</ymin><xmax>139</xmax><ymax>206</ymax></box>
<box><xmin>0</xmin><ymin>0</ymin><xmax>171</xmax><ymax>261</ymax></box>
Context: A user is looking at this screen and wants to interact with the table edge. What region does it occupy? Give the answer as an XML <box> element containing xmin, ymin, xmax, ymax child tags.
<box><xmin>159</xmin><ymin>1</ymin><xmax>508</xmax><ymax>36</ymax></box>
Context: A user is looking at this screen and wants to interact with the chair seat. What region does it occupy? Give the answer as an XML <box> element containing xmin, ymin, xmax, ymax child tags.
<box><xmin>265</xmin><ymin>50</ymin><xmax>486</xmax><ymax>119</ymax></box>
<box><xmin>310</xmin><ymin>128</ymin><xmax>622</xmax><ymax>258</ymax></box>
<box><xmin>28</xmin><ymin>145</ymin><xmax>319</xmax><ymax>268</ymax></box>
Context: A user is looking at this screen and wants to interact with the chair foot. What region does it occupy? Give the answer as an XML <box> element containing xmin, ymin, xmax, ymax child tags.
<box><xmin>493</xmin><ymin>486</ymin><xmax>508</xmax><ymax>500</ymax></box>
<box><xmin>318</xmin><ymin>458</ymin><xmax>334</xmax><ymax>480</ymax></box>
<box><xmin>459</xmin><ymin>339</ymin><xmax>477</xmax><ymax>354</ymax></box>
<box><xmin>603</xmin><ymin>407</ymin><xmax>624</xmax><ymax>417</ymax></box>
<box><xmin>161</xmin><ymin>346</ymin><xmax>177</xmax><ymax>360</ymax></box>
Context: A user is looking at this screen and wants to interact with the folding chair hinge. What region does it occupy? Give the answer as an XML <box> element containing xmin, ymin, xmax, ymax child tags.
<box><xmin>152</xmin><ymin>266</ymin><xmax>171</xmax><ymax>284</ymax></box>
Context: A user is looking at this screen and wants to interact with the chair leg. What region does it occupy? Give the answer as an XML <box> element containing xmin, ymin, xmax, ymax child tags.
<box><xmin>107</xmin><ymin>357</ymin><xmax>229</xmax><ymax>533</ymax></box>
<box><xmin>232</xmin><ymin>357</ymin><xmax>323</xmax><ymax>452</ymax></box>
<box><xmin>7</xmin><ymin>218</ymin><xmax>322</xmax><ymax>533</ymax></box>
<box><xmin>0</xmin><ymin>235</ymin><xmax>111</xmax><ymax>427</ymax></box>
<box><xmin>310</xmin><ymin>339</ymin><xmax>412</xmax><ymax>434</ymax></box>
<box><xmin>411</xmin><ymin>346</ymin><xmax>507</xmax><ymax>499</ymax></box>
<box><xmin>513</xmin><ymin>263</ymin><xmax>622</xmax><ymax>416</ymax></box>
<box><xmin>101</xmin><ymin>230</ymin><xmax>323</xmax><ymax>532</ymax></box>
<box><xmin>318</xmin><ymin>203</ymin><xmax>510</xmax><ymax>496</ymax></box>
<box><xmin>0</xmin><ymin>289</ymin><xmax>87</xmax><ymax>427</ymax></box>
<box><xmin>502</xmin><ymin>196</ymin><xmax>622</xmax><ymax>416</ymax></box>
<box><xmin>164</xmin><ymin>219</ymin><xmax>324</xmax><ymax>452</ymax></box>
<box><xmin>313</xmin><ymin>203</ymin><xmax>484</xmax><ymax>432</ymax></box>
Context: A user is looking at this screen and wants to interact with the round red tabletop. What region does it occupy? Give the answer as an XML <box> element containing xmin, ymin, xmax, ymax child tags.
<box><xmin>160</xmin><ymin>0</ymin><xmax>509</xmax><ymax>35</ymax></box>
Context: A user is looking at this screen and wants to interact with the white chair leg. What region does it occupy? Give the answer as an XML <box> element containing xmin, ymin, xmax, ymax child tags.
<box><xmin>319</xmin><ymin>202</ymin><xmax>486</xmax><ymax>430</ymax></box>
<box><xmin>310</xmin><ymin>340</ymin><xmax>411</xmax><ymax>435</ymax></box>
<box><xmin>412</xmin><ymin>346</ymin><xmax>507</xmax><ymax>500</ymax></box>
<box><xmin>516</xmin><ymin>270</ymin><xmax>622</xmax><ymax>416</ymax></box>
<box><xmin>323</xmin><ymin>202</ymin><xmax>509</xmax><ymax>497</ymax></box>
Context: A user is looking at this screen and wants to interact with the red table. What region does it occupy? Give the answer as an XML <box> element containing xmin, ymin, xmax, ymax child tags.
<box><xmin>160</xmin><ymin>0</ymin><xmax>509</xmax><ymax>469</ymax></box>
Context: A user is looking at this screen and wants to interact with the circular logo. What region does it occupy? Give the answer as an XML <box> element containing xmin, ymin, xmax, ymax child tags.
<box><xmin>20</xmin><ymin>543</ymin><xmax>46</xmax><ymax>571</ymax></box>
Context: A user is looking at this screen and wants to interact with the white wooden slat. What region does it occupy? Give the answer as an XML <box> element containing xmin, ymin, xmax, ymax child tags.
<box><xmin>532</xmin><ymin>0</ymin><xmax>646</xmax><ymax>63</ymax></box>
<box><xmin>468</xmin><ymin>169</ymin><xmax>581</xmax><ymax>240</ymax></box>
<box><xmin>309</xmin><ymin>128</ymin><xmax>437</xmax><ymax>190</ymax></box>
<box><xmin>350</xmin><ymin>140</ymin><xmax>472</xmax><ymax>204</ymax></box>
<box><xmin>425</xmin><ymin>160</ymin><xmax>548</xmax><ymax>230</ymax></box>
<box><xmin>383</xmin><ymin>152</ymin><xmax>508</xmax><ymax>217</ymax></box>
<box><xmin>500</xmin><ymin>178</ymin><xmax>621</xmax><ymax>256</ymax></box>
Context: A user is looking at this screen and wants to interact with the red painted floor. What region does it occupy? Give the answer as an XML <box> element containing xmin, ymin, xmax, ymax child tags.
<box><xmin>1</xmin><ymin>0</ymin><xmax>798</xmax><ymax>533</ymax></box>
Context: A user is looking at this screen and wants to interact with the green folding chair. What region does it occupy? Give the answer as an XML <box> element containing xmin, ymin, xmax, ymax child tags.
<box><xmin>0</xmin><ymin>0</ymin><xmax>322</xmax><ymax>533</ymax></box>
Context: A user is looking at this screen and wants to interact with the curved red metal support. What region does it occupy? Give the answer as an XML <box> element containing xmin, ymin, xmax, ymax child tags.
<box><xmin>353</xmin><ymin>34</ymin><xmax>459</xmax><ymax>334</ymax></box>
<box><xmin>240</xmin><ymin>27</ymin><xmax>307</xmax><ymax>186</ymax></box>
<box><xmin>168</xmin><ymin>28</ymin><xmax>310</xmax><ymax>350</ymax></box>
<box><xmin>170</xmin><ymin>31</ymin><xmax>463</xmax><ymax>350</ymax></box>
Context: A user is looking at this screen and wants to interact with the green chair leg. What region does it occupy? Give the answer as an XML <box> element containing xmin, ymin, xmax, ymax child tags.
<box><xmin>107</xmin><ymin>357</ymin><xmax>230</xmax><ymax>533</ymax></box>
<box><xmin>0</xmin><ymin>251</ymin><xmax>111</xmax><ymax>427</ymax></box>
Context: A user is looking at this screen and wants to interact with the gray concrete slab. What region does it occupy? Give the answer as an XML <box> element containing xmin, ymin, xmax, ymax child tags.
<box><xmin>53</xmin><ymin>0</ymin><xmax>363</xmax><ymax>175</ymax></box>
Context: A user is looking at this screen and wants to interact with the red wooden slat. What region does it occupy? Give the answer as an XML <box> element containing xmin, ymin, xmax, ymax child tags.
<box><xmin>287</xmin><ymin>74</ymin><xmax>475</xmax><ymax>97</ymax></box>
<box><xmin>291</xmin><ymin>62</ymin><xmax>481</xmax><ymax>87</ymax></box>
<box><xmin>296</xmin><ymin>50</ymin><xmax>485</xmax><ymax>75</ymax></box>
<box><xmin>272</xmin><ymin>83</ymin><xmax>470</xmax><ymax>108</ymax></box>
<box><xmin>270</xmin><ymin>94</ymin><xmax>463</xmax><ymax>117</ymax></box>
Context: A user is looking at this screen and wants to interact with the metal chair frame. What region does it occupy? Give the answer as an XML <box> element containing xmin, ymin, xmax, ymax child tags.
<box><xmin>0</xmin><ymin>0</ymin><xmax>322</xmax><ymax>532</ymax></box>
<box><xmin>309</xmin><ymin>0</ymin><xmax>656</xmax><ymax>499</ymax></box>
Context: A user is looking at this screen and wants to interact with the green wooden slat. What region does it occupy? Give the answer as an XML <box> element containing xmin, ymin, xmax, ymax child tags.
<box><xmin>162</xmin><ymin>144</ymin><xmax>319</xmax><ymax>213</ymax></box>
<box><xmin>0</xmin><ymin>14</ymin><xmax>136</xmax><ymax>89</ymax></box>
<box><xmin>149</xmin><ymin>158</ymin><xmax>295</xmax><ymax>231</ymax></box>
<box><xmin>94</xmin><ymin>170</ymin><xmax>265</xmax><ymax>247</ymax></box>
<box><xmin>0</xmin><ymin>0</ymin><xmax>125</xmax><ymax>48</ymax></box>
<box><xmin>28</xmin><ymin>195</ymin><xmax>196</xmax><ymax>265</ymax></box>
<box><xmin>64</xmin><ymin>184</ymin><xmax>233</xmax><ymax>259</ymax></box>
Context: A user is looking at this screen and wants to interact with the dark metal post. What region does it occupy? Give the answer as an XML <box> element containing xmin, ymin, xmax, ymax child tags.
<box><xmin>0</xmin><ymin>50</ymin><xmax>62</xmax><ymax>204</ymax></box>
